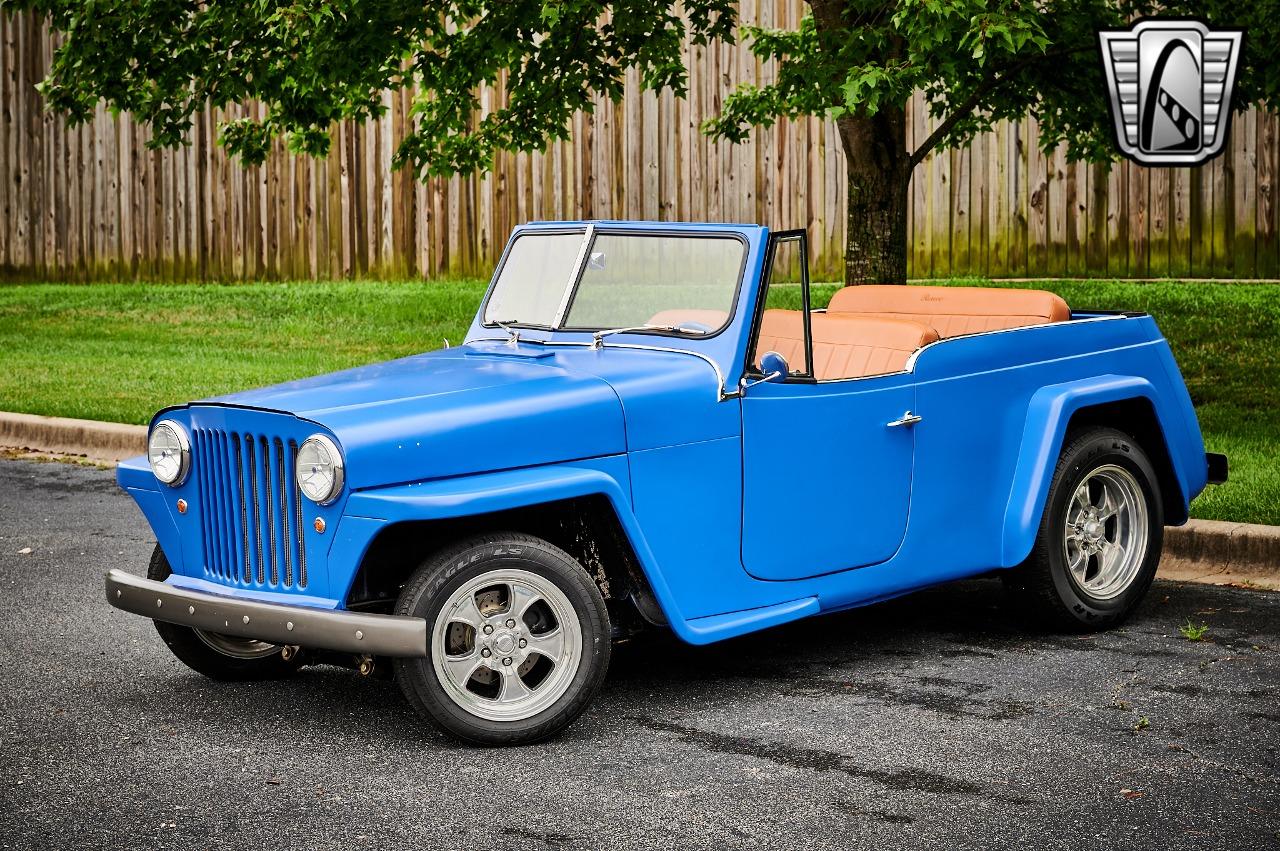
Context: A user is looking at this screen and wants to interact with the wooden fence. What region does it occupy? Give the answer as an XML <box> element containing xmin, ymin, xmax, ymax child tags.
<box><xmin>1</xmin><ymin>8</ymin><xmax>1277</xmax><ymax>282</ymax></box>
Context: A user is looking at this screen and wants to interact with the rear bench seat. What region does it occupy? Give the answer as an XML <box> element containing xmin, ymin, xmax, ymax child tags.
<box><xmin>655</xmin><ymin>284</ymin><xmax>1068</xmax><ymax>382</ymax></box>
<box><xmin>755</xmin><ymin>310</ymin><xmax>939</xmax><ymax>380</ymax></box>
<box><xmin>827</xmin><ymin>284</ymin><xmax>1070</xmax><ymax>338</ymax></box>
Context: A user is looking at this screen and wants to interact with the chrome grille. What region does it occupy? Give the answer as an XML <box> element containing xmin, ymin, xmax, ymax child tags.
<box><xmin>193</xmin><ymin>429</ymin><xmax>308</xmax><ymax>590</ymax></box>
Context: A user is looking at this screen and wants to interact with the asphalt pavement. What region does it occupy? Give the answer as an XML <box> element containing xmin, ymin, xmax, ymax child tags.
<box><xmin>0</xmin><ymin>458</ymin><xmax>1277</xmax><ymax>850</ymax></box>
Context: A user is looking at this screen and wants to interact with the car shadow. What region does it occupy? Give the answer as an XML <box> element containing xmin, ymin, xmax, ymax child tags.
<box><xmin>117</xmin><ymin>575</ymin><xmax>1239</xmax><ymax>749</ymax></box>
<box><xmin>607</xmin><ymin>576</ymin><xmax>1027</xmax><ymax>684</ymax></box>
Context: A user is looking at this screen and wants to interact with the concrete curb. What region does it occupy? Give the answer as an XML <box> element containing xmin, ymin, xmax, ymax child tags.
<box><xmin>1161</xmin><ymin>520</ymin><xmax>1280</xmax><ymax>590</ymax></box>
<box><xmin>0</xmin><ymin>411</ymin><xmax>1276</xmax><ymax>588</ymax></box>
<box><xmin>0</xmin><ymin>412</ymin><xmax>146</xmax><ymax>463</ymax></box>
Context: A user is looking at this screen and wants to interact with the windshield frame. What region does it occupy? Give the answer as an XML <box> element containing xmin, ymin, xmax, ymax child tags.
<box><xmin>478</xmin><ymin>224</ymin><xmax>750</xmax><ymax>342</ymax></box>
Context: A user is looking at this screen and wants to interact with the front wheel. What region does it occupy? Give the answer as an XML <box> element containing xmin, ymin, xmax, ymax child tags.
<box><xmin>146</xmin><ymin>545</ymin><xmax>300</xmax><ymax>680</ymax></box>
<box><xmin>393</xmin><ymin>533</ymin><xmax>611</xmax><ymax>746</ymax></box>
<box><xmin>1005</xmin><ymin>427</ymin><xmax>1164</xmax><ymax>631</ymax></box>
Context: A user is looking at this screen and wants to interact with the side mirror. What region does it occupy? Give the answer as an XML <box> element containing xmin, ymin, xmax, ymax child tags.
<box><xmin>757</xmin><ymin>351</ymin><xmax>789</xmax><ymax>383</ymax></box>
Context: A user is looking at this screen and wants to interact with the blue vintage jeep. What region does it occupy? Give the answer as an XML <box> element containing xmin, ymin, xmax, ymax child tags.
<box><xmin>108</xmin><ymin>221</ymin><xmax>1226</xmax><ymax>744</ymax></box>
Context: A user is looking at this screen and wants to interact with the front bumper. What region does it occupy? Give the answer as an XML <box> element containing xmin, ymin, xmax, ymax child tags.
<box><xmin>105</xmin><ymin>569</ymin><xmax>427</xmax><ymax>657</ymax></box>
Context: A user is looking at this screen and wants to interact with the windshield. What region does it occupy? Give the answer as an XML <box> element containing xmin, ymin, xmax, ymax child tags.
<box><xmin>483</xmin><ymin>230</ymin><xmax>745</xmax><ymax>336</ymax></box>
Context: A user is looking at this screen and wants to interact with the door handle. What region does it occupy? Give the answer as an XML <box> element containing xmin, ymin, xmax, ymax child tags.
<box><xmin>887</xmin><ymin>411</ymin><xmax>923</xmax><ymax>428</ymax></box>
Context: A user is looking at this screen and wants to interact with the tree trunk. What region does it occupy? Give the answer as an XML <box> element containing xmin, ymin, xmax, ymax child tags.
<box><xmin>836</xmin><ymin>108</ymin><xmax>910</xmax><ymax>285</ymax></box>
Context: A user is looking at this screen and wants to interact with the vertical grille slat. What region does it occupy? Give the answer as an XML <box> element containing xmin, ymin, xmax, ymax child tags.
<box><xmin>195</xmin><ymin>425</ymin><xmax>314</xmax><ymax>593</ymax></box>
<box><xmin>275</xmin><ymin>438</ymin><xmax>292</xmax><ymax>588</ymax></box>
<box><xmin>196</xmin><ymin>429</ymin><xmax>213</xmax><ymax>577</ymax></box>
<box><xmin>217</xmin><ymin>431</ymin><xmax>237</xmax><ymax>580</ymax></box>
<box><xmin>235</xmin><ymin>435</ymin><xmax>251</xmax><ymax>583</ymax></box>
<box><xmin>248</xmin><ymin>437</ymin><xmax>265</xmax><ymax>584</ymax></box>
<box><xmin>221</xmin><ymin>435</ymin><xmax>239</xmax><ymax>580</ymax></box>
<box><xmin>263</xmin><ymin>437</ymin><xmax>279</xmax><ymax>586</ymax></box>
<box><xmin>291</xmin><ymin>441</ymin><xmax>307</xmax><ymax>589</ymax></box>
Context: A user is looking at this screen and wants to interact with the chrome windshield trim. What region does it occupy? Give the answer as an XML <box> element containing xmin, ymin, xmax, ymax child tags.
<box><xmin>552</xmin><ymin>223</ymin><xmax>595</xmax><ymax>328</ymax></box>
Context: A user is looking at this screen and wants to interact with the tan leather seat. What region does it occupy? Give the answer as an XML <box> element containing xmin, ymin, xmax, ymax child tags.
<box><xmin>755</xmin><ymin>309</ymin><xmax>939</xmax><ymax>380</ymax></box>
<box><xmin>827</xmin><ymin>284</ymin><xmax>1070</xmax><ymax>338</ymax></box>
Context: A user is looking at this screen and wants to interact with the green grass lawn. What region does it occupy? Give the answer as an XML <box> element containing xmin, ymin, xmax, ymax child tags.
<box><xmin>1</xmin><ymin>278</ymin><xmax>1275</xmax><ymax>525</ymax></box>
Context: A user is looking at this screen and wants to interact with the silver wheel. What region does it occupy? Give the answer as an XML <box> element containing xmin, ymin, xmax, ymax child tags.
<box><xmin>431</xmin><ymin>569</ymin><xmax>582</xmax><ymax>723</ymax></box>
<box><xmin>1062</xmin><ymin>464</ymin><xmax>1150</xmax><ymax>601</ymax></box>
<box><xmin>193</xmin><ymin>630</ymin><xmax>281</xmax><ymax>660</ymax></box>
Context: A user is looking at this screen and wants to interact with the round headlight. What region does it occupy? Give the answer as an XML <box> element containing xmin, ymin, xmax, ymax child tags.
<box><xmin>296</xmin><ymin>435</ymin><xmax>344</xmax><ymax>505</ymax></box>
<box><xmin>148</xmin><ymin>420</ymin><xmax>191</xmax><ymax>486</ymax></box>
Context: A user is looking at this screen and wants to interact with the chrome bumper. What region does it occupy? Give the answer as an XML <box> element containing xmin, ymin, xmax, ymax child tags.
<box><xmin>105</xmin><ymin>569</ymin><xmax>427</xmax><ymax>657</ymax></box>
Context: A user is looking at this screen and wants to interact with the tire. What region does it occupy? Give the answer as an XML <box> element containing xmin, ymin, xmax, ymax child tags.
<box><xmin>146</xmin><ymin>544</ymin><xmax>301</xmax><ymax>681</ymax></box>
<box><xmin>393</xmin><ymin>532</ymin><xmax>611</xmax><ymax>746</ymax></box>
<box><xmin>1005</xmin><ymin>427</ymin><xmax>1164</xmax><ymax>631</ymax></box>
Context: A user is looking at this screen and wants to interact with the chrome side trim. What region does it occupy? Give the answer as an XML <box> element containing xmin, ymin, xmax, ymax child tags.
<box><xmin>901</xmin><ymin>313</ymin><xmax>1130</xmax><ymax>373</ymax></box>
<box><xmin>596</xmin><ymin>342</ymin><xmax>734</xmax><ymax>401</ymax></box>
<box><xmin>105</xmin><ymin>569</ymin><xmax>428</xmax><ymax>657</ymax></box>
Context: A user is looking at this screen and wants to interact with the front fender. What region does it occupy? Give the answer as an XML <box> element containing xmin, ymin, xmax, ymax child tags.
<box><xmin>337</xmin><ymin>458</ymin><xmax>702</xmax><ymax>641</ymax></box>
<box><xmin>1001</xmin><ymin>375</ymin><xmax>1183</xmax><ymax>566</ymax></box>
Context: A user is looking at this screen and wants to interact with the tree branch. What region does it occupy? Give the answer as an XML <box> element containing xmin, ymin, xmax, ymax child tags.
<box><xmin>907</xmin><ymin>46</ymin><xmax>1090</xmax><ymax>170</ymax></box>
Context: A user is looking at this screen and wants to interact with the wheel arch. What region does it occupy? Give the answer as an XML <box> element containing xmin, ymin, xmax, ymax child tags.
<box><xmin>1001</xmin><ymin>375</ymin><xmax>1188</xmax><ymax>567</ymax></box>
<box><xmin>1063</xmin><ymin>397</ymin><xmax>1185</xmax><ymax>525</ymax></box>
<box><xmin>345</xmin><ymin>493</ymin><xmax>668</xmax><ymax>631</ymax></box>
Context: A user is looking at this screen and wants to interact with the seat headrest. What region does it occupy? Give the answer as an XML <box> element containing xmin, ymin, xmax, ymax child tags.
<box><xmin>827</xmin><ymin>285</ymin><xmax>1070</xmax><ymax>338</ymax></box>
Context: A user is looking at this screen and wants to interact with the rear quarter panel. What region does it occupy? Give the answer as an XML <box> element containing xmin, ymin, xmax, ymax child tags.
<box><xmin>896</xmin><ymin>314</ymin><xmax>1205</xmax><ymax>583</ymax></box>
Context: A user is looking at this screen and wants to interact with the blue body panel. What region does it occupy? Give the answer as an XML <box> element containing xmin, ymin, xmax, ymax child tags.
<box><xmin>120</xmin><ymin>221</ymin><xmax>1213</xmax><ymax>645</ymax></box>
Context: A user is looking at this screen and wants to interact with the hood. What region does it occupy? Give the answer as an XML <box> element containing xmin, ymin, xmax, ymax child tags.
<box><xmin>199</xmin><ymin>344</ymin><xmax>626</xmax><ymax>489</ymax></box>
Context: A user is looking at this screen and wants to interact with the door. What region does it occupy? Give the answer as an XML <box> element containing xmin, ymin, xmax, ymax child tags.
<box><xmin>740</xmin><ymin>230</ymin><xmax>918</xmax><ymax>580</ymax></box>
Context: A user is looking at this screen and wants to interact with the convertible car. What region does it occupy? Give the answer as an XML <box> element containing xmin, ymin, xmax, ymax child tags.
<box><xmin>107</xmin><ymin>221</ymin><xmax>1226</xmax><ymax>745</ymax></box>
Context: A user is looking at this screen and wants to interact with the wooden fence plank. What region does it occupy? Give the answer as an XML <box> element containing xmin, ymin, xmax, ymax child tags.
<box><xmin>1211</xmin><ymin>146</ymin><xmax>1233</xmax><ymax>276</ymax></box>
<box><xmin>1046</xmin><ymin>142</ymin><xmax>1066</xmax><ymax>275</ymax></box>
<box><xmin>1170</xmin><ymin>168</ymin><xmax>1191</xmax><ymax>277</ymax></box>
<box><xmin>972</xmin><ymin>133</ymin><xmax>989</xmax><ymax>276</ymax></box>
<box><xmin>1026</xmin><ymin>120</ymin><xmax>1048</xmax><ymax>277</ymax></box>
<box><xmin>1065</xmin><ymin>157</ymin><xmax>1083</xmax><ymax>276</ymax></box>
<box><xmin>1233</xmin><ymin>109</ymin><xmax>1257</xmax><ymax>276</ymax></box>
<box><xmin>1148</xmin><ymin>167</ymin><xmax>1170</xmax><ymax>277</ymax></box>
<box><xmin>1128</xmin><ymin>161</ymin><xmax>1149</xmax><ymax>278</ymax></box>
<box><xmin>990</xmin><ymin>125</ymin><xmax>1009</xmax><ymax>277</ymax></box>
<box><xmin>1258</xmin><ymin>110</ymin><xmax>1279</xmax><ymax>278</ymax></box>
<box><xmin>950</xmin><ymin>144</ymin><xmax>970</xmax><ymax>274</ymax></box>
<box><xmin>1009</xmin><ymin>118</ymin><xmax>1028</xmax><ymax>277</ymax></box>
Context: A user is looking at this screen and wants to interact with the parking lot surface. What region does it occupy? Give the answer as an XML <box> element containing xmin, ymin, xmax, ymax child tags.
<box><xmin>0</xmin><ymin>458</ymin><xmax>1277</xmax><ymax>850</ymax></box>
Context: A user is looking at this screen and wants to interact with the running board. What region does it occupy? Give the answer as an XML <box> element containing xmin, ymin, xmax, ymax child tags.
<box><xmin>680</xmin><ymin>596</ymin><xmax>820</xmax><ymax>645</ymax></box>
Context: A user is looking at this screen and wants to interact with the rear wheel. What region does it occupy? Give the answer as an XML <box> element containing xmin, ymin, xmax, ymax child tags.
<box><xmin>146</xmin><ymin>545</ymin><xmax>300</xmax><ymax>680</ymax></box>
<box><xmin>1006</xmin><ymin>427</ymin><xmax>1164</xmax><ymax>631</ymax></box>
<box><xmin>393</xmin><ymin>532</ymin><xmax>611</xmax><ymax>746</ymax></box>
